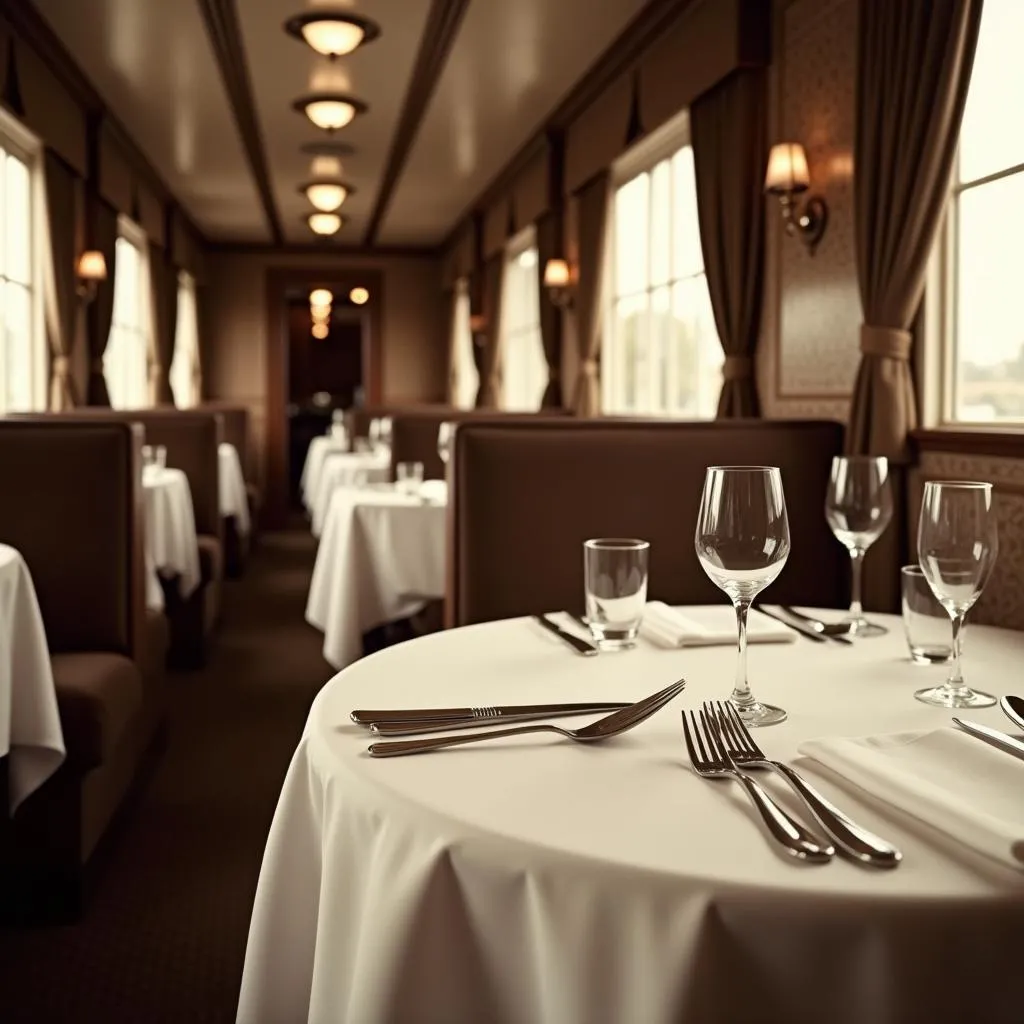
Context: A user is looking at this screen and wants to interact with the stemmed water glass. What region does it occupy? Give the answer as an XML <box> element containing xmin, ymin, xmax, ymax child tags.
<box><xmin>915</xmin><ymin>481</ymin><xmax>998</xmax><ymax>708</ymax></box>
<box><xmin>437</xmin><ymin>422</ymin><xmax>454</xmax><ymax>466</ymax></box>
<box><xmin>825</xmin><ymin>455</ymin><xmax>893</xmax><ymax>637</ymax></box>
<box><xmin>695</xmin><ymin>466</ymin><xmax>791</xmax><ymax>727</ymax></box>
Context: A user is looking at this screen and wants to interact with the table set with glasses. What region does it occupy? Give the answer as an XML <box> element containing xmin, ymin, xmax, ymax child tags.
<box><xmin>243</xmin><ymin>459</ymin><xmax>1023</xmax><ymax>1022</ymax></box>
<box><xmin>142</xmin><ymin>448</ymin><xmax>201</xmax><ymax>610</ymax></box>
<box><xmin>218</xmin><ymin>442</ymin><xmax>251</xmax><ymax>536</ymax></box>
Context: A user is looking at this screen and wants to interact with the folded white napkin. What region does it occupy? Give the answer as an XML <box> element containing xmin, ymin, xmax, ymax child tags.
<box><xmin>639</xmin><ymin>601</ymin><xmax>796</xmax><ymax>648</ymax></box>
<box><xmin>799</xmin><ymin>728</ymin><xmax>1024</xmax><ymax>870</ymax></box>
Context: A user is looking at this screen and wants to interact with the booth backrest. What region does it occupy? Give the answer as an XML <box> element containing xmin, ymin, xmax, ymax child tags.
<box><xmin>200</xmin><ymin>403</ymin><xmax>252</xmax><ymax>479</ymax></box>
<box><xmin>0</xmin><ymin>420</ymin><xmax>145</xmax><ymax>657</ymax></box>
<box><xmin>448</xmin><ymin>418</ymin><xmax>847</xmax><ymax>626</ymax></box>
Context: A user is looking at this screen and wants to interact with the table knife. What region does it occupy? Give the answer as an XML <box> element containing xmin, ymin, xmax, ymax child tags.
<box><xmin>532</xmin><ymin>614</ymin><xmax>599</xmax><ymax>656</ymax></box>
<box><xmin>351</xmin><ymin>701</ymin><xmax>628</xmax><ymax>726</ymax></box>
<box><xmin>953</xmin><ymin>717</ymin><xmax>1024</xmax><ymax>764</ymax></box>
<box><xmin>370</xmin><ymin>707</ymin><xmax>636</xmax><ymax>736</ymax></box>
<box><xmin>754</xmin><ymin>605</ymin><xmax>826</xmax><ymax>643</ymax></box>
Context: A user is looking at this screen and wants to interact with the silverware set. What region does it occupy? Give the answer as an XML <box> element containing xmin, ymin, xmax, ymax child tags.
<box><xmin>532</xmin><ymin>613</ymin><xmax>599</xmax><ymax>656</ymax></box>
<box><xmin>952</xmin><ymin>695</ymin><xmax>1024</xmax><ymax>763</ymax></box>
<box><xmin>757</xmin><ymin>606</ymin><xmax>853</xmax><ymax>646</ymax></box>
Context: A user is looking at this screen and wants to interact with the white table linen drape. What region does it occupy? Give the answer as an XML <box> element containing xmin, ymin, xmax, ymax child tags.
<box><xmin>239</xmin><ymin>612</ymin><xmax>1024</xmax><ymax>1024</ymax></box>
<box><xmin>143</xmin><ymin>466</ymin><xmax>201</xmax><ymax>609</ymax></box>
<box><xmin>309</xmin><ymin>452</ymin><xmax>392</xmax><ymax>536</ymax></box>
<box><xmin>0</xmin><ymin>544</ymin><xmax>65</xmax><ymax>812</ymax></box>
<box><xmin>218</xmin><ymin>442</ymin><xmax>251</xmax><ymax>536</ymax></box>
<box><xmin>305</xmin><ymin>488</ymin><xmax>446</xmax><ymax>668</ymax></box>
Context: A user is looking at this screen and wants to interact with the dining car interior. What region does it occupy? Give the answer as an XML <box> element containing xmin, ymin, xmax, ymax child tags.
<box><xmin>0</xmin><ymin>0</ymin><xmax>1022</xmax><ymax>1021</ymax></box>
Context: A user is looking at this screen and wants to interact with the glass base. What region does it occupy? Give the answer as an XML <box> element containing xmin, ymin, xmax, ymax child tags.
<box><xmin>845</xmin><ymin>616</ymin><xmax>888</xmax><ymax>639</ymax></box>
<box><xmin>589</xmin><ymin>625</ymin><xmax>639</xmax><ymax>651</ymax></box>
<box><xmin>914</xmin><ymin>684</ymin><xmax>996</xmax><ymax>709</ymax></box>
<box><xmin>731</xmin><ymin>699</ymin><xmax>787</xmax><ymax>727</ymax></box>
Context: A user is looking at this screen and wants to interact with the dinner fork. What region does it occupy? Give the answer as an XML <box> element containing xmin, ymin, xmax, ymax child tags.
<box><xmin>367</xmin><ymin>679</ymin><xmax>685</xmax><ymax>757</ymax></box>
<box><xmin>710</xmin><ymin>701</ymin><xmax>901</xmax><ymax>868</ymax></box>
<box><xmin>681</xmin><ymin>709</ymin><xmax>833</xmax><ymax>863</ymax></box>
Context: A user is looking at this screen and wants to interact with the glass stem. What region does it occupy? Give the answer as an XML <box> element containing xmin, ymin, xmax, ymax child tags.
<box><xmin>731</xmin><ymin>599</ymin><xmax>753</xmax><ymax>707</ymax></box>
<box><xmin>947</xmin><ymin>612</ymin><xmax>966</xmax><ymax>693</ymax></box>
<box><xmin>848</xmin><ymin>548</ymin><xmax>865</xmax><ymax>621</ymax></box>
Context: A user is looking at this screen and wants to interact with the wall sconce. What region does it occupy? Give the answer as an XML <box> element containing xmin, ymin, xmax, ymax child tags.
<box><xmin>76</xmin><ymin>250</ymin><xmax>107</xmax><ymax>303</ymax></box>
<box><xmin>764</xmin><ymin>143</ymin><xmax>828</xmax><ymax>254</ymax></box>
<box><xmin>543</xmin><ymin>258</ymin><xmax>574</xmax><ymax>309</ymax></box>
<box><xmin>469</xmin><ymin>313</ymin><xmax>487</xmax><ymax>334</ymax></box>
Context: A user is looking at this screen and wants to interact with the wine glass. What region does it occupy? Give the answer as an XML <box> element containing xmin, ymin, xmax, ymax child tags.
<box><xmin>368</xmin><ymin>418</ymin><xmax>382</xmax><ymax>453</ymax></box>
<box><xmin>825</xmin><ymin>455</ymin><xmax>893</xmax><ymax>637</ymax></box>
<box><xmin>695</xmin><ymin>466</ymin><xmax>791</xmax><ymax>726</ymax></box>
<box><xmin>437</xmin><ymin>422</ymin><xmax>454</xmax><ymax>466</ymax></box>
<box><xmin>915</xmin><ymin>481</ymin><xmax>998</xmax><ymax>708</ymax></box>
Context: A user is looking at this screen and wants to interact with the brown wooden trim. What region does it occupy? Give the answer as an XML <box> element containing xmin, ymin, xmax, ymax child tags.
<box><xmin>362</xmin><ymin>0</ymin><xmax>471</xmax><ymax>246</ymax></box>
<box><xmin>11</xmin><ymin>1</ymin><xmax>209</xmax><ymax>247</ymax></box>
<box><xmin>263</xmin><ymin>266</ymin><xmax>385</xmax><ymax>527</ymax></box>
<box><xmin>196</xmin><ymin>0</ymin><xmax>282</xmax><ymax>245</ymax></box>
<box><xmin>440</xmin><ymin>0</ymin><xmax>697</xmax><ymax>251</ymax></box>
<box><xmin>207</xmin><ymin>241</ymin><xmax>439</xmax><ymax>259</ymax></box>
<box><xmin>912</xmin><ymin>428</ymin><xmax>1024</xmax><ymax>459</ymax></box>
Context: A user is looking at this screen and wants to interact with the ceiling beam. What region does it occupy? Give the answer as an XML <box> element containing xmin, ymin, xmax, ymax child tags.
<box><xmin>361</xmin><ymin>0</ymin><xmax>471</xmax><ymax>247</ymax></box>
<box><xmin>196</xmin><ymin>0</ymin><xmax>284</xmax><ymax>246</ymax></box>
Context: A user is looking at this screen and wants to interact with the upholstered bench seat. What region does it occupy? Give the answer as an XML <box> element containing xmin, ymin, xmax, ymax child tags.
<box><xmin>198</xmin><ymin>534</ymin><xmax>223</xmax><ymax>631</ymax></box>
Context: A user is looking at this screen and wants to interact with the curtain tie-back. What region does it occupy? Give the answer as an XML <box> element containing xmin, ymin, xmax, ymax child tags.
<box><xmin>148</xmin><ymin>364</ymin><xmax>162</xmax><ymax>383</ymax></box>
<box><xmin>722</xmin><ymin>355</ymin><xmax>754</xmax><ymax>381</ymax></box>
<box><xmin>860</xmin><ymin>325</ymin><xmax>912</xmax><ymax>360</ymax></box>
<box><xmin>52</xmin><ymin>355</ymin><xmax>70</xmax><ymax>378</ymax></box>
<box><xmin>581</xmin><ymin>358</ymin><xmax>599</xmax><ymax>376</ymax></box>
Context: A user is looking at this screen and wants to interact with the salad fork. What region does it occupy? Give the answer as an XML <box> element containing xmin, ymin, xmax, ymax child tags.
<box><xmin>681</xmin><ymin>709</ymin><xmax>833</xmax><ymax>863</ymax></box>
<box><xmin>710</xmin><ymin>701</ymin><xmax>901</xmax><ymax>868</ymax></box>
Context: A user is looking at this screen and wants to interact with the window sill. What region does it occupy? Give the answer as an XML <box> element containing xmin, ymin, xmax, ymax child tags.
<box><xmin>912</xmin><ymin>428</ymin><xmax>1024</xmax><ymax>457</ymax></box>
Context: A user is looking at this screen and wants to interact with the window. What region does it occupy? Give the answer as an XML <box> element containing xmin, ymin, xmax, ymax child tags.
<box><xmin>450</xmin><ymin>278</ymin><xmax>477</xmax><ymax>409</ymax></box>
<box><xmin>603</xmin><ymin>125</ymin><xmax>722</xmax><ymax>418</ymax></box>
<box><xmin>170</xmin><ymin>271</ymin><xmax>200</xmax><ymax>407</ymax></box>
<box><xmin>500</xmin><ymin>229</ymin><xmax>546</xmax><ymax>411</ymax></box>
<box><xmin>946</xmin><ymin>0</ymin><xmax>1024</xmax><ymax>423</ymax></box>
<box><xmin>105</xmin><ymin>220</ymin><xmax>151</xmax><ymax>409</ymax></box>
<box><xmin>0</xmin><ymin>113</ymin><xmax>44</xmax><ymax>414</ymax></box>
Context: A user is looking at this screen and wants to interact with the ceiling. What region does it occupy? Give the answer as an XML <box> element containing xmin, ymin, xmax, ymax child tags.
<box><xmin>31</xmin><ymin>0</ymin><xmax>652</xmax><ymax>247</ymax></box>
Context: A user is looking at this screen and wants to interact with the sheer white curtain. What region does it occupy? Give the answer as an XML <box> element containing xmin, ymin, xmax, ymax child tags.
<box><xmin>499</xmin><ymin>230</ymin><xmax>546</xmax><ymax>411</ymax></box>
<box><xmin>450</xmin><ymin>278</ymin><xmax>477</xmax><ymax>409</ymax></box>
<box><xmin>105</xmin><ymin>223</ymin><xmax>151</xmax><ymax>409</ymax></box>
<box><xmin>170</xmin><ymin>271</ymin><xmax>200</xmax><ymax>407</ymax></box>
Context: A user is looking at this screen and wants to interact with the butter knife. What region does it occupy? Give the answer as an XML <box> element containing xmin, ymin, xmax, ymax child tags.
<box><xmin>754</xmin><ymin>605</ymin><xmax>826</xmax><ymax>643</ymax></box>
<box><xmin>351</xmin><ymin>701</ymin><xmax>628</xmax><ymax>726</ymax></box>
<box><xmin>533</xmin><ymin>614</ymin><xmax>599</xmax><ymax>656</ymax></box>
<box><xmin>953</xmin><ymin>717</ymin><xmax>1024</xmax><ymax>763</ymax></box>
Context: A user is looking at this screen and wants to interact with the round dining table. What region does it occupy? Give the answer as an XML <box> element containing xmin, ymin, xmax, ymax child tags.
<box><xmin>142</xmin><ymin>465</ymin><xmax>201</xmax><ymax>609</ymax></box>
<box><xmin>237</xmin><ymin>610</ymin><xmax>1024</xmax><ymax>1024</ymax></box>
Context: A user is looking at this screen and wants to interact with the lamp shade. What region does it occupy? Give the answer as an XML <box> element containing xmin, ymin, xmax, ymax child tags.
<box><xmin>310</xmin><ymin>304</ymin><xmax>332</xmax><ymax>323</ymax></box>
<box><xmin>293</xmin><ymin>94</ymin><xmax>368</xmax><ymax>132</ymax></box>
<box><xmin>349</xmin><ymin>286</ymin><xmax>369</xmax><ymax>305</ymax></box>
<box><xmin>302</xmin><ymin>181</ymin><xmax>350</xmax><ymax>213</ymax></box>
<box><xmin>469</xmin><ymin>313</ymin><xmax>487</xmax><ymax>333</ymax></box>
<box><xmin>543</xmin><ymin>258</ymin><xmax>571</xmax><ymax>288</ymax></box>
<box><xmin>308</xmin><ymin>213</ymin><xmax>343</xmax><ymax>236</ymax></box>
<box><xmin>311</xmin><ymin>322</ymin><xmax>330</xmax><ymax>340</ymax></box>
<box><xmin>77</xmin><ymin>250</ymin><xmax>108</xmax><ymax>281</ymax></box>
<box><xmin>310</xmin><ymin>156</ymin><xmax>343</xmax><ymax>178</ymax></box>
<box><xmin>309</xmin><ymin>288</ymin><xmax>333</xmax><ymax>306</ymax></box>
<box><xmin>765</xmin><ymin>143</ymin><xmax>811</xmax><ymax>194</ymax></box>
<box><xmin>285</xmin><ymin>11</ymin><xmax>381</xmax><ymax>58</ymax></box>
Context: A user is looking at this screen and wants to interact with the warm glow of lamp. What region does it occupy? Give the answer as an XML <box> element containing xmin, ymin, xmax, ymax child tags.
<box><xmin>303</xmin><ymin>182</ymin><xmax>349</xmax><ymax>213</ymax></box>
<box><xmin>311</xmin><ymin>322</ymin><xmax>330</xmax><ymax>340</ymax></box>
<box><xmin>764</xmin><ymin>143</ymin><xmax>811</xmax><ymax>194</ymax></box>
<box><xmin>543</xmin><ymin>258</ymin><xmax>570</xmax><ymax>288</ymax></box>
<box><xmin>310</xmin><ymin>305</ymin><xmax>332</xmax><ymax>323</ymax></box>
<box><xmin>309</xmin><ymin>288</ymin><xmax>333</xmax><ymax>307</ymax></box>
<box><xmin>469</xmin><ymin>313</ymin><xmax>486</xmax><ymax>333</ymax></box>
<box><xmin>76</xmin><ymin>250</ymin><xmax>107</xmax><ymax>303</ymax></box>
<box><xmin>311</xmin><ymin>156</ymin><xmax>343</xmax><ymax>178</ymax></box>
<box><xmin>285</xmin><ymin>11</ymin><xmax>381</xmax><ymax>59</ymax></box>
<box><xmin>294</xmin><ymin>94</ymin><xmax>367</xmax><ymax>132</ymax></box>
<box><xmin>349</xmin><ymin>286</ymin><xmax>369</xmax><ymax>305</ymax></box>
<box><xmin>308</xmin><ymin>212</ymin><xmax>343</xmax><ymax>236</ymax></box>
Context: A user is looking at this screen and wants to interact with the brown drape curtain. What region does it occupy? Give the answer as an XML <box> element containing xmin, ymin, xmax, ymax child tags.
<box><xmin>572</xmin><ymin>171</ymin><xmax>611</xmax><ymax>416</ymax></box>
<box><xmin>148</xmin><ymin>244</ymin><xmax>178</xmax><ymax>405</ymax></box>
<box><xmin>848</xmin><ymin>0</ymin><xmax>982</xmax><ymax>458</ymax></box>
<box><xmin>691</xmin><ymin>68</ymin><xmax>768</xmax><ymax>419</ymax></box>
<box><xmin>86</xmin><ymin>201</ymin><xmax>119</xmax><ymax>406</ymax></box>
<box><xmin>42</xmin><ymin>151</ymin><xmax>79</xmax><ymax>410</ymax></box>
<box><xmin>475</xmin><ymin>256</ymin><xmax>504</xmax><ymax>408</ymax></box>
<box><xmin>535</xmin><ymin>212</ymin><xmax>564</xmax><ymax>408</ymax></box>
<box><xmin>445</xmin><ymin>286</ymin><xmax>460</xmax><ymax>404</ymax></box>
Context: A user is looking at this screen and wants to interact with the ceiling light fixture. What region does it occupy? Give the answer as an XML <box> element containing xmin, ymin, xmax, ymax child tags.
<box><xmin>310</xmin><ymin>156</ymin><xmax>343</xmax><ymax>177</ymax></box>
<box><xmin>310</xmin><ymin>305</ymin><xmax>332</xmax><ymax>323</ymax></box>
<box><xmin>300</xmin><ymin>180</ymin><xmax>355</xmax><ymax>213</ymax></box>
<box><xmin>293</xmin><ymin>93</ymin><xmax>368</xmax><ymax>132</ymax></box>
<box><xmin>349</xmin><ymin>287</ymin><xmax>369</xmax><ymax>306</ymax></box>
<box><xmin>311</xmin><ymin>322</ymin><xmax>330</xmax><ymax>340</ymax></box>
<box><xmin>284</xmin><ymin>10</ymin><xmax>381</xmax><ymax>59</ymax></box>
<box><xmin>309</xmin><ymin>288</ymin><xmax>333</xmax><ymax>306</ymax></box>
<box><xmin>307</xmin><ymin>212</ymin><xmax>343</xmax><ymax>237</ymax></box>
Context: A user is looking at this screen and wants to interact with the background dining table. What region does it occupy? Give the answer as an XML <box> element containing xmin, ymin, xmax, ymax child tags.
<box><xmin>308</xmin><ymin>450</ymin><xmax>393</xmax><ymax>538</ymax></box>
<box><xmin>0</xmin><ymin>543</ymin><xmax>65</xmax><ymax>812</ymax></box>
<box><xmin>301</xmin><ymin>436</ymin><xmax>390</xmax><ymax>518</ymax></box>
<box><xmin>218</xmin><ymin>442</ymin><xmax>251</xmax><ymax>536</ymax></box>
<box><xmin>305</xmin><ymin>483</ymin><xmax>447</xmax><ymax>668</ymax></box>
<box><xmin>142</xmin><ymin>465</ymin><xmax>201</xmax><ymax>610</ymax></box>
<box><xmin>238</xmin><ymin>609</ymin><xmax>1024</xmax><ymax>1024</ymax></box>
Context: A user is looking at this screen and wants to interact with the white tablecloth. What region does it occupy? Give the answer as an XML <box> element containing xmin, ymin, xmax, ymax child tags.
<box><xmin>305</xmin><ymin>487</ymin><xmax>446</xmax><ymax>668</ymax></box>
<box><xmin>239</xmin><ymin>611</ymin><xmax>1024</xmax><ymax>1024</ymax></box>
<box><xmin>309</xmin><ymin>451</ymin><xmax>391</xmax><ymax>536</ymax></box>
<box><xmin>143</xmin><ymin>466</ymin><xmax>201</xmax><ymax>609</ymax></box>
<box><xmin>0</xmin><ymin>544</ymin><xmax>64</xmax><ymax>812</ymax></box>
<box><xmin>219</xmin><ymin>442</ymin><xmax>251</xmax><ymax>536</ymax></box>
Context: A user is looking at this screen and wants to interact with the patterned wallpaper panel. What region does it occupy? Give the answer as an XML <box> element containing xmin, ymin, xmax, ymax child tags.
<box><xmin>761</xmin><ymin>0</ymin><xmax>860</xmax><ymax>417</ymax></box>
<box><xmin>909</xmin><ymin>452</ymin><xmax>1024</xmax><ymax>631</ymax></box>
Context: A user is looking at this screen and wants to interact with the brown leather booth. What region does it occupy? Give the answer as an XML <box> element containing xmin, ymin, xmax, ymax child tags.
<box><xmin>47</xmin><ymin>409</ymin><xmax>225</xmax><ymax>668</ymax></box>
<box><xmin>0</xmin><ymin>420</ymin><xmax>168</xmax><ymax>920</ymax></box>
<box><xmin>447</xmin><ymin>419</ymin><xmax>848</xmax><ymax>627</ymax></box>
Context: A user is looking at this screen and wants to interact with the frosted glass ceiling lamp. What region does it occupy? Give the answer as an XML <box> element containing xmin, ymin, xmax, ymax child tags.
<box><xmin>284</xmin><ymin>11</ymin><xmax>381</xmax><ymax>59</ymax></box>
<box><xmin>311</xmin><ymin>322</ymin><xmax>330</xmax><ymax>340</ymax></box>
<box><xmin>293</xmin><ymin>93</ymin><xmax>368</xmax><ymax>132</ymax></box>
<box><xmin>307</xmin><ymin>212</ymin><xmax>343</xmax><ymax>236</ymax></box>
<box><xmin>310</xmin><ymin>304</ymin><xmax>332</xmax><ymax>322</ymax></box>
<box><xmin>309</xmin><ymin>288</ymin><xmax>333</xmax><ymax>306</ymax></box>
<box><xmin>349</xmin><ymin>287</ymin><xmax>369</xmax><ymax>306</ymax></box>
<box><xmin>300</xmin><ymin>180</ymin><xmax>354</xmax><ymax>213</ymax></box>
<box><xmin>764</xmin><ymin>142</ymin><xmax>828</xmax><ymax>254</ymax></box>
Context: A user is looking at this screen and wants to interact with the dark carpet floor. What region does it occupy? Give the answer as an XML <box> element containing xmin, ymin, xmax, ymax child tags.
<box><xmin>0</xmin><ymin>530</ymin><xmax>334</xmax><ymax>1024</ymax></box>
